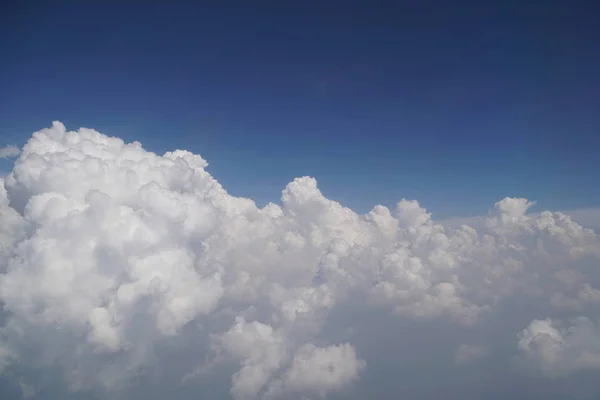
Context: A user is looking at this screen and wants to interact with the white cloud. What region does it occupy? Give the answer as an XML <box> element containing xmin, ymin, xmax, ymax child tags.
<box><xmin>0</xmin><ymin>121</ymin><xmax>599</xmax><ymax>399</ymax></box>
<box><xmin>211</xmin><ymin>317</ymin><xmax>288</xmax><ymax>399</ymax></box>
<box><xmin>558</xmin><ymin>208</ymin><xmax>600</xmax><ymax>233</ymax></box>
<box><xmin>517</xmin><ymin>317</ymin><xmax>600</xmax><ymax>377</ymax></box>
<box><xmin>266</xmin><ymin>343</ymin><xmax>365</xmax><ymax>398</ymax></box>
<box><xmin>0</xmin><ymin>145</ymin><xmax>20</xmax><ymax>159</ymax></box>
<box><xmin>442</xmin><ymin>207</ymin><xmax>600</xmax><ymax>234</ymax></box>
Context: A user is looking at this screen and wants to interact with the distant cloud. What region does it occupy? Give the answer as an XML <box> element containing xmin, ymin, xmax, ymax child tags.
<box><xmin>0</xmin><ymin>145</ymin><xmax>20</xmax><ymax>159</ymax></box>
<box><xmin>455</xmin><ymin>344</ymin><xmax>489</xmax><ymax>365</ymax></box>
<box><xmin>18</xmin><ymin>378</ymin><xmax>36</xmax><ymax>399</ymax></box>
<box><xmin>0</xmin><ymin>121</ymin><xmax>599</xmax><ymax>399</ymax></box>
<box><xmin>557</xmin><ymin>208</ymin><xmax>600</xmax><ymax>233</ymax></box>
<box><xmin>442</xmin><ymin>207</ymin><xmax>600</xmax><ymax>233</ymax></box>
<box><xmin>517</xmin><ymin>317</ymin><xmax>600</xmax><ymax>378</ymax></box>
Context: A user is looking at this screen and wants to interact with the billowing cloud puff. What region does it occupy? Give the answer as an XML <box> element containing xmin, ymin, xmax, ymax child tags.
<box><xmin>517</xmin><ymin>317</ymin><xmax>600</xmax><ymax>377</ymax></box>
<box><xmin>0</xmin><ymin>122</ymin><xmax>600</xmax><ymax>399</ymax></box>
<box><xmin>265</xmin><ymin>342</ymin><xmax>365</xmax><ymax>398</ymax></box>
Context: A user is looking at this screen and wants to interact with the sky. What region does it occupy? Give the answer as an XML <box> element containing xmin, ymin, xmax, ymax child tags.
<box><xmin>1</xmin><ymin>2</ymin><xmax>600</xmax><ymax>400</ymax></box>
<box><xmin>1</xmin><ymin>1</ymin><xmax>599</xmax><ymax>217</ymax></box>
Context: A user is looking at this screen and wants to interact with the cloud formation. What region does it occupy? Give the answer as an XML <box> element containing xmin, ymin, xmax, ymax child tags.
<box><xmin>0</xmin><ymin>145</ymin><xmax>21</xmax><ymax>159</ymax></box>
<box><xmin>517</xmin><ymin>317</ymin><xmax>600</xmax><ymax>378</ymax></box>
<box><xmin>0</xmin><ymin>122</ymin><xmax>599</xmax><ymax>399</ymax></box>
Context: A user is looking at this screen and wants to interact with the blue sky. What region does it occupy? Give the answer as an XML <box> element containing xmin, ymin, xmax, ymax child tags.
<box><xmin>1</xmin><ymin>1</ymin><xmax>598</xmax><ymax>218</ymax></box>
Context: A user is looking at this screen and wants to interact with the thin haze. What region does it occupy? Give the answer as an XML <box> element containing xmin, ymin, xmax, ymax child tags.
<box><xmin>1</xmin><ymin>2</ymin><xmax>600</xmax><ymax>400</ymax></box>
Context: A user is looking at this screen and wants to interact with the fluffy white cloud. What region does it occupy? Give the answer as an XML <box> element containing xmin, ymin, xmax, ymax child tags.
<box><xmin>266</xmin><ymin>342</ymin><xmax>365</xmax><ymax>398</ymax></box>
<box><xmin>0</xmin><ymin>145</ymin><xmax>21</xmax><ymax>159</ymax></box>
<box><xmin>517</xmin><ymin>317</ymin><xmax>600</xmax><ymax>378</ymax></box>
<box><xmin>0</xmin><ymin>122</ymin><xmax>600</xmax><ymax>399</ymax></box>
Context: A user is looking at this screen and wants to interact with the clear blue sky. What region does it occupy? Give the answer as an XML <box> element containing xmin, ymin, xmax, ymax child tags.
<box><xmin>1</xmin><ymin>1</ymin><xmax>598</xmax><ymax>218</ymax></box>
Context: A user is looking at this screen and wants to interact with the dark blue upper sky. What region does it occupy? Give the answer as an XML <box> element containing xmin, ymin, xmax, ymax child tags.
<box><xmin>1</xmin><ymin>1</ymin><xmax>599</xmax><ymax>217</ymax></box>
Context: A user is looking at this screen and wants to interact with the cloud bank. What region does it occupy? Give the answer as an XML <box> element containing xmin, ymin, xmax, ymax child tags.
<box><xmin>0</xmin><ymin>122</ymin><xmax>599</xmax><ymax>399</ymax></box>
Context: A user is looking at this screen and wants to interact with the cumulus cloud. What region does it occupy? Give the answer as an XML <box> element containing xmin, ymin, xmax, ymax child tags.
<box><xmin>266</xmin><ymin>342</ymin><xmax>365</xmax><ymax>398</ymax></box>
<box><xmin>517</xmin><ymin>317</ymin><xmax>600</xmax><ymax>378</ymax></box>
<box><xmin>0</xmin><ymin>122</ymin><xmax>600</xmax><ymax>399</ymax></box>
<box><xmin>0</xmin><ymin>145</ymin><xmax>21</xmax><ymax>159</ymax></box>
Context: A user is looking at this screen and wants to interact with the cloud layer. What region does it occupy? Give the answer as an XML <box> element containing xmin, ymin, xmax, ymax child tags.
<box><xmin>1</xmin><ymin>122</ymin><xmax>599</xmax><ymax>399</ymax></box>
